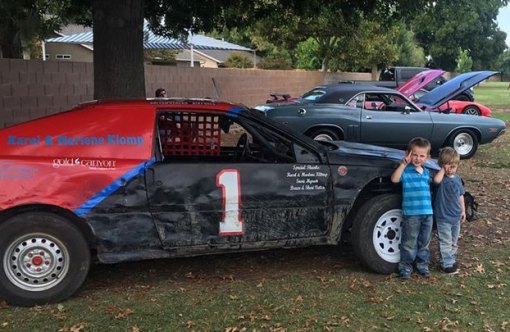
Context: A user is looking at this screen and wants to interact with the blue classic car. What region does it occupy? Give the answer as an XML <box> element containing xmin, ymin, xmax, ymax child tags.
<box><xmin>256</xmin><ymin>72</ymin><xmax>506</xmax><ymax>159</ymax></box>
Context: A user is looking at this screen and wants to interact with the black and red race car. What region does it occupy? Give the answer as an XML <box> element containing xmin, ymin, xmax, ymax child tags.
<box><xmin>0</xmin><ymin>98</ymin><xmax>437</xmax><ymax>306</ymax></box>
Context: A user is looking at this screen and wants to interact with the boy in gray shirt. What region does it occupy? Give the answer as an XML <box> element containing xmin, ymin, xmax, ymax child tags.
<box><xmin>433</xmin><ymin>147</ymin><xmax>466</xmax><ymax>274</ymax></box>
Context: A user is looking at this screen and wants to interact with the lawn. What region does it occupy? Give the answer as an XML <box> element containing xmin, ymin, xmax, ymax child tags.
<box><xmin>474</xmin><ymin>81</ymin><xmax>510</xmax><ymax>110</ymax></box>
<box><xmin>0</xmin><ymin>112</ymin><xmax>509</xmax><ymax>332</ymax></box>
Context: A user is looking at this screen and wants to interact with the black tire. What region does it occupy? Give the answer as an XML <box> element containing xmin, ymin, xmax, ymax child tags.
<box><xmin>351</xmin><ymin>194</ymin><xmax>402</xmax><ymax>274</ymax></box>
<box><xmin>0</xmin><ymin>212</ymin><xmax>90</xmax><ymax>306</ymax></box>
<box><xmin>462</xmin><ymin>105</ymin><xmax>481</xmax><ymax>116</ymax></box>
<box><xmin>447</xmin><ymin>129</ymin><xmax>479</xmax><ymax>159</ymax></box>
<box><xmin>454</xmin><ymin>93</ymin><xmax>471</xmax><ymax>102</ymax></box>
<box><xmin>310</xmin><ymin>128</ymin><xmax>340</xmax><ymax>141</ymax></box>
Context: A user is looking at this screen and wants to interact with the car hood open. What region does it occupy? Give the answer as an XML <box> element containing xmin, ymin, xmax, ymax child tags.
<box><xmin>397</xmin><ymin>69</ymin><xmax>445</xmax><ymax>97</ymax></box>
<box><xmin>416</xmin><ymin>71</ymin><xmax>498</xmax><ymax>109</ymax></box>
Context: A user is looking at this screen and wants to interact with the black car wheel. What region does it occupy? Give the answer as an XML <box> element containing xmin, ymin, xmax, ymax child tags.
<box><xmin>310</xmin><ymin>128</ymin><xmax>340</xmax><ymax>141</ymax></box>
<box><xmin>0</xmin><ymin>212</ymin><xmax>90</xmax><ymax>306</ymax></box>
<box><xmin>447</xmin><ymin>129</ymin><xmax>478</xmax><ymax>159</ymax></box>
<box><xmin>462</xmin><ymin>105</ymin><xmax>481</xmax><ymax>116</ymax></box>
<box><xmin>351</xmin><ymin>194</ymin><xmax>402</xmax><ymax>274</ymax></box>
<box><xmin>454</xmin><ymin>92</ymin><xmax>472</xmax><ymax>102</ymax></box>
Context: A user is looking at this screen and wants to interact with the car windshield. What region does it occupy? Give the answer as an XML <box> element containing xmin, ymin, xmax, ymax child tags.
<box><xmin>301</xmin><ymin>88</ymin><xmax>326</xmax><ymax>101</ymax></box>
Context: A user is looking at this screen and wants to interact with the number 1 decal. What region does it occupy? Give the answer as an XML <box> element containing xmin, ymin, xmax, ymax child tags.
<box><xmin>216</xmin><ymin>169</ymin><xmax>244</xmax><ymax>236</ymax></box>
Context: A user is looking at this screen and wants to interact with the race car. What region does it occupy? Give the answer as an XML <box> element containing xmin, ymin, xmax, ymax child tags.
<box><xmin>0</xmin><ymin>98</ymin><xmax>436</xmax><ymax>306</ymax></box>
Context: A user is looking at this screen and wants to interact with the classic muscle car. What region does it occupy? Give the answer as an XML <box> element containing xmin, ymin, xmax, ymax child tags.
<box><xmin>257</xmin><ymin>82</ymin><xmax>506</xmax><ymax>159</ymax></box>
<box><xmin>0</xmin><ymin>98</ymin><xmax>434</xmax><ymax>306</ymax></box>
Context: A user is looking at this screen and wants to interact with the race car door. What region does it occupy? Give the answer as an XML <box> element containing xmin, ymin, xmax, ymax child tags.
<box><xmin>146</xmin><ymin>111</ymin><xmax>333</xmax><ymax>248</ymax></box>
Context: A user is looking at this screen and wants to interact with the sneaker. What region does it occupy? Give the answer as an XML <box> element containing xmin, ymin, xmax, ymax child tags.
<box><xmin>442</xmin><ymin>265</ymin><xmax>459</xmax><ymax>275</ymax></box>
<box><xmin>399</xmin><ymin>269</ymin><xmax>412</xmax><ymax>279</ymax></box>
<box><xmin>417</xmin><ymin>267</ymin><xmax>431</xmax><ymax>277</ymax></box>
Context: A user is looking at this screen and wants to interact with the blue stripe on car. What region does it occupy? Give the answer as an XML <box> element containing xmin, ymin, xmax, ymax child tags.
<box><xmin>74</xmin><ymin>158</ymin><xmax>156</xmax><ymax>216</ymax></box>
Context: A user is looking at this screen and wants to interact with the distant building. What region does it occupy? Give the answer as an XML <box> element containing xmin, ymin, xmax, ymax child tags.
<box><xmin>44</xmin><ymin>25</ymin><xmax>258</xmax><ymax>68</ymax></box>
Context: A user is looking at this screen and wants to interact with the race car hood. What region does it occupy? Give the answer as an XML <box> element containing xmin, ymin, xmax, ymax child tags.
<box><xmin>397</xmin><ymin>69</ymin><xmax>445</xmax><ymax>97</ymax></box>
<box><xmin>325</xmin><ymin>140</ymin><xmax>440</xmax><ymax>170</ymax></box>
<box><xmin>416</xmin><ymin>71</ymin><xmax>498</xmax><ymax>109</ymax></box>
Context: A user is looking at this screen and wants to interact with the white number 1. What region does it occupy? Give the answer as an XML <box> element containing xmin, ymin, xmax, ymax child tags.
<box><xmin>216</xmin><ymin>169</ymin><xmax>244</xmax><ymax>236</ymax></box>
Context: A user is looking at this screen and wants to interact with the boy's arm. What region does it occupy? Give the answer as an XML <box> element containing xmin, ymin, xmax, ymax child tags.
<box><xmin>391</xmin><ymin>160</ymin><xmax>408</xmax><ymax>183</ymax></box>
<box><xmin>392</xmin><ymin>151</ymin><xmax>412</xmax><ymax>183</ymax></box>
<box><xmin>460</xmin><ymin>194</ymin><xmax>466</xmax><ymax>223</ymax></box>
<box><xmin>433</xmin><ymin>167</ymin><xmax>445</xmax><ymax>184</ymax></box>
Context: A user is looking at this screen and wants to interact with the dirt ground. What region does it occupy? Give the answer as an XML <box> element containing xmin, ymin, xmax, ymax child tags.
<box><xmin>83</xmin><ymin>119</ymin><xmax>510</xmax><ymax>292</ymax></box>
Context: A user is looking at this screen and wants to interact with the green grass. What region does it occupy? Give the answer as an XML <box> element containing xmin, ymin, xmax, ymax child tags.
<box><xmin>1</xmin><ymin>249</ymin><xmax>510</xmax><ymax>331</ymax></box>
<box><xmin>473</xmin><ymin>81</ymin><xmax>510</xmax><ymax>110</ymax></box>
<box><xmin>492</xmin><ymin>112</ymin><xmax>510</xmax><ymax>121</ymax></box>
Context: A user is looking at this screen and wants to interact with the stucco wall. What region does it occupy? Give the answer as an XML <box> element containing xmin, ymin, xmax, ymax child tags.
<box><xmin>0</xmin><ymin>58</ymin><xmax>371</xmax><ymax>127</ymax></box>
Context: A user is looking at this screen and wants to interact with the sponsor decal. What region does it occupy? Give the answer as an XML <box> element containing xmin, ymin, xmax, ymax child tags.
<box><xmin>0</xmin><ymin>161</ymin><xmax>38</xmax><ymax>179</ymax></box>
<box><xmin>52</xmin><ymin>158</ymin><xmax>117</xmax><ymax>170</ymax></box>
<box><xmin>7</xmin><ymin>134</ymin><xmax>144</xmax><ymax>146</ymax></box>
<box><xmin>286</xmin><ymin>165</ymin><xmax>328</xmax><ymax>191</ymax></box>
<box><xmin>337</xmin><ymin>166</ymin><xmax>348</xmax><ymax>176</ymax></box>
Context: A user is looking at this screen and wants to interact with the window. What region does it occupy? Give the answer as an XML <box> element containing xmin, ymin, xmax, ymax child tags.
<box><xmin>156</xmin><ymin>111</ymin><xmax>298</xmax><ymax>163</ymax></box>
<box><xmin>362</xmin><ymin>93</ymin><xmax>416</xmax><ymax>112</ymax></box>
<box><xmin>301</xmin><ymin>89</ymin><xmax>326</xmax><ymax>101</ymax></box>
<box><xmin>56</xmin><ymin>54</ymin><xmax>72</xmax><ymax>60</ymax></box>
<box><xmin>346</xmin><ymin>94</ymin><xmax>364</xmax><ymax>109</ymax></box>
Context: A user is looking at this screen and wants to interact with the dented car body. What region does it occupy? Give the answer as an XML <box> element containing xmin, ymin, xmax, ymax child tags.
<box><xmin>0</xmin><ymin>99</ymin><xmax>434</xmax><ymax>306</ymax></box>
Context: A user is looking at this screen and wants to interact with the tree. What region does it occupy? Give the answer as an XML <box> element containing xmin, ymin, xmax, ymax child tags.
<box><xmin>496</xmin><ymin>49</ymin><xmax>510</xmax><ymax>77</ymax></box>
<box><xmin>413</xmin><ymin>0</ymin><xmax>509</xmax><ymax>70</ymax></box>
<box><xmin>295</xmin><ymin>38</ymin><xmax>321</xmax><ymax>70</ymax></box>
<box><xmin>249</xmin><ymin>0</ymin><xmax>429</xmax><ymax>72</ymax></box>
<box><xmin>394</xmin><ymin>24</ymin><xmax>425</xmax><ymax>67</ymax></box>
<box><xmin>0</xmin><ymin>0</ymin><xmax>67</xmax><ymax>58</ymax></box>
<box><xmin>224</xmin><ymin>52</ymin><xmax>253</xmax><ymax>68</ymax></box>
<box><xmin>4</xmin><ymin>0</ymin><xmax>433</xmax><ymax>98</ymax></box>
<box><xmin>456</xmin><ymin>48</ymin><xmax>473</xmax><ymax>73</ymax></box>
<box><xmin>328</xmin><ymin>20</ymin><xmax>400</xmax><ymax>73</ymax></box>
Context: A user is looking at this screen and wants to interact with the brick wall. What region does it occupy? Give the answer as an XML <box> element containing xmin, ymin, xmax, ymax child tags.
<box><xmin>0</xmin><ymin>58</ymin><xmax>371</xmax><ymax>127</ymax></box>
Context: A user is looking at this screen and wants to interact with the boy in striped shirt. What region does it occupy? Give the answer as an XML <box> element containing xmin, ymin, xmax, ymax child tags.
<box><xmin>391</xmin><ymin>137</ymin><xmax>433</xmax><ymax>279</ymax></box>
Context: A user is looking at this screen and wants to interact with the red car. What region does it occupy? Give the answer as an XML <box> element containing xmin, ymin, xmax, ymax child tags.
<box><xmin>1</xmin><ymin>98</ymin><xmax>431</xmax><ymax>306</ymax></box>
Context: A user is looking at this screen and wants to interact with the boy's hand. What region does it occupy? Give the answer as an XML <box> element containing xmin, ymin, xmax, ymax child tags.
<box><xmin>461</xmin><ymin>212</ymin><xmax>466</xmax><ymax>223</ymax></box>
<box><xmin>402</xmin><ymin>151</ymin><xmax>412</xmax><ymax>165</ymax></box>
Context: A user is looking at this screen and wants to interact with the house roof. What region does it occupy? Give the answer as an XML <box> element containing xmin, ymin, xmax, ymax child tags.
<box><xmin>45</xmin><ymin>28</ymin><xmax>252</xmax><ymax>51</ymax></box>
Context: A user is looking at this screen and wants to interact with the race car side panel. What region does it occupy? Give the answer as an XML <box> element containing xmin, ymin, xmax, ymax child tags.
<box><xmin>0</xmin><ymin>103</ymin><xmax>155</xmax><ymax>212</ymax></box>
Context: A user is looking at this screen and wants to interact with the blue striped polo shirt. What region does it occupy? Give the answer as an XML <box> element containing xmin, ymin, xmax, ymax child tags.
<box><xmin>400</xmin><ymin>165</ymin><xmax>433</xmax><ymax>216</ymax></box>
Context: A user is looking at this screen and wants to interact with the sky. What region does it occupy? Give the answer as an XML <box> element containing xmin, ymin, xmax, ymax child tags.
<box><xmin>497</xmin><ymin>4</ymin><xmax>510</xmax><ymax>47</ymax></box>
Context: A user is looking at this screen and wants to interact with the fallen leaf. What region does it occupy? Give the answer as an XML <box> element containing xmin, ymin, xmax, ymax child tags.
<box><xmin>70</xmin><ymin>323</ymin><xmax>85</xmax><ymax>332</ymax></box>
<box><xmin>115</xmin><ymin>308</ymin><xmax>134</xmax><ymax>320</ymax></box>
<box><xmin>475</xmin><ymin>264</ymin><xmax>485</xmax><ymax>273</ymax></box>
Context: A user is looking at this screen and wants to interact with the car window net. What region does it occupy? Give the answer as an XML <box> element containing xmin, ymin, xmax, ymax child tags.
<box><xmin>158</xmin><ymin>112</ymin><xmax>221</xmax><ymax>157</ymax></box>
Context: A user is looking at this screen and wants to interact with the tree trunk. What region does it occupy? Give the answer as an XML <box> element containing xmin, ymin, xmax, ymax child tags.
<box><xmin>92</xmin><ymin>0</ymin><xmax>145</xmax><ymax>99</ymax></box>
<box><xmin>0</xmin><ymin>24</ymin><xmax>23</xmax><ymax>59</ymax></box>
<box><xmin>371</xmin><ymin>64</ymin><xmax>379</xmax><ymax>80</ymax></box>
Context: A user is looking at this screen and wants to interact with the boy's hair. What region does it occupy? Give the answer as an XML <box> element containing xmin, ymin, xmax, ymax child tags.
<box><xmin>437</xmin><ymin>147</ymin><xmax>460</xmax><ymax>165</ymax></box>
<box><xmin>407</xmin><ymin>137</ymin><xmax>431</xmax><ymax>154</ymax></box>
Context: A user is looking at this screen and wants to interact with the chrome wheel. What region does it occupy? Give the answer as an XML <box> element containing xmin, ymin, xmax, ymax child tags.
<box><xmin>452</xmin><ymin>132</ymin><xmax>474</xmax><ymax>157</ymax></box>
<box><xmin>463</xmin><ymin>106</ymin><xmax>480</xmax><ymax>116</ymax></box>
<box><xmin>4</xmin><ymin>233</ymin><xmax>69</xmax><ymax>292</ymax></box>
<box><xmin>313</xmin><ymin>133</ymin><xmax>334</xmax><ymax>141</ymax></box>
<box><xmin>372</xmin><ymin>209</ymin><xmax>402</xmax><ymax>263</ymax></box>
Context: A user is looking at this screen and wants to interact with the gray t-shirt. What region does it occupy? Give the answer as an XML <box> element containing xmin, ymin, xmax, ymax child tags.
<box><xmin>434</xmin><ymin>174</ymin><xmax>465</xmax><ymax>223</ymax></box>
